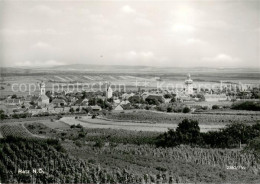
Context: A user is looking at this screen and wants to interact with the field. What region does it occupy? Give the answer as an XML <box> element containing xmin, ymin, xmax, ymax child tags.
<box><xmin>105</xmin><ymin>110</ymin><xmax>260</xmax><ymax>125</ymax></box>
<box><xmin>1</xmin><ymin>69</ymin><xmax>260</xmax><ymax>183</ymax></box>
<box><xmin>1</xmin><ymin>68</ymin><xmax>260</xmax><ymax>97</ymax></box>
<box><xmin>0</xmin><ymin>122</ymin><xmax>50</xmax><ymax>139</ymax></box>
<box><xmin>0</xmin><ymin>114</ymin><xmax>259</xmax><ymax>183</ymax></box>
<box><xmin>58</xmin><ymin>116</ymin><xmax>224</xmax><ymax>132</ymax></box>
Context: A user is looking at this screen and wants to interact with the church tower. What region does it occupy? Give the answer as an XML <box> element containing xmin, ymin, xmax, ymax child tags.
<box><xmin>39</xmin><ymin>81</ymin><xmax>46</xmax><ymax>95</ymax></box>
<box><xmin>185</xmin><ymin>74</ymin><xmax>193</xmax><ymax>95</ymax></box>
<box><xmin>106</xmin><ymin>86</ymin><xmax>113</xmax><ymax>99</ymax></box>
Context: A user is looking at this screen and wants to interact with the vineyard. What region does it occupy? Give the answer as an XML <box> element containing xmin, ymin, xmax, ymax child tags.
<box><xmin>105</xmin><ymin>110</ymin><xmax>260</xmax><ymax>124</ymax></box>
<box><xmin>1</xmin><ymin>120</ymin><xmax>260</xmax><ymax>183</ymax></box>
<box><xmin>0</xmin><ymin>124</ymin><xmax>34</xmax><ymax>138</ymax></box>
<box><xmin>64</xmin><ymin>141</ymin><xmax>260</xmax><ymax>183</ymax></box>
<box><xmin>2</xmin><ymin>136</ymin><xmax>250</xmax><ymax>183</ymax></box>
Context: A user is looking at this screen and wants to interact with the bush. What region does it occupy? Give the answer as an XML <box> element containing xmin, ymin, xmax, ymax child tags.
<box><xmin>74</xmin><ymin>140</ymin><xmax>82</xmax><ymax>147</ymax></box>
<box><xmin>167</xmin><ymin>107</ymin><xmax>173</xmax><ymax>112</ymax></box>
<box><xmin>231</xmin><ymin>101</ymin><xmax>260</xmax><ymax>111</ymax></box>
<box><xmin>182</xmin><ymin>107</ymin><xmax>190</xmax><ymax>113</ymax></box>
<box><xmin>94</xmin><ymin>139</ymin><xmax>105</xmax><ymax>148</ymax></box>
<box><xmin>156</xmin><ymin>119</ymin><xmax>260</xmax><ymax>148</ymax></box>
<box><xmin>212</xmin><ymin>105</ymin><xmax>220</xmax><ymax>110</ymax></box>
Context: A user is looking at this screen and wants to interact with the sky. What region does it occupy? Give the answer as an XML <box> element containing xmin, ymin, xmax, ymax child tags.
<box><xmin>0</xmin><ymin>0</ymin><xmax>259</xmax><ymax>68</ymax></box>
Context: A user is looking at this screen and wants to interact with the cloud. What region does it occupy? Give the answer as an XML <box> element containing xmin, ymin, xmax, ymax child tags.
<box><xmin>30</xmin><ymin>5</ymin><xmax>62</xmax><ymax>17</ymax></box>
<box><xmin>202</xmin><ymin>54</ymin><xmax>241</xmax><ymax>66</ymax></box>
<box><xmin>121</xmin><ymin>5</ymin><xmax>136</xmax><ymax>14</ymax></box>
<box><xmin>32</xmin><ymin>42</ymin><xmax>56</xmax><ymax>51</ymax></box>
<box><xmin>115</xmin><ymin>51</ymin><xmax>155</xmax><ymax>61</ymax></box>
<box><xmin>134</xmin><ymin>17</ymin><xmax>154</xmax><ymax>27</ymax></box>
<box><xmin>15</xmin><ymin>60</ymin><xmax>64</xmax><ymax>67</ymax></box>
<box><xmin>0</xmin><ymin>28</ymin><xmax>67</xmax><ymax>36</ymax></box>
<box><xmin>185</xmin><ymin>38</ymin><xmax>207</xmax><ymax>45</ymax></box>
<box><xmin>171</xmin><ymin>24</ymin><xmax>196</xmax><ymax>33</ymax></box>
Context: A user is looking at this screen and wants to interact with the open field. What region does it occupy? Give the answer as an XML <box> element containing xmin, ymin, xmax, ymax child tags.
<box><xmin>59</xmin><ymin>116</ymin><xmax>225</xmax><ymax>132</ymax></box>
<box><xmin>1</xmin><ymin>68</ymin><xmax>260</xmax><ymax>97</ymax></box>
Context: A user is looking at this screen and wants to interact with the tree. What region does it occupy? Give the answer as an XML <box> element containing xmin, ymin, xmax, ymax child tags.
<box><xmin>176</xmin><ymin>119</ymin><xmax>201</xmax><ymax>145</ymax></box>
<box><xmin>107</xmin><ymin>98</ymin><xmax>114</xmax><ymax>103</ymax></box>
<box><xmin>156</xmin><ymin>119</ymin><xmax>201</xmax><ymax>147</ymax></box>
<box><xmin>182</xmin><ymin>107</ymin><xmax>190</xmax><ymax>113</ymax></box>
<box><xmin>69</xmin><ymin>108</ymin><xmax>74</xmax><ymax>113</ymax></box>
<box><xmin>164</xmin><ymin>94</ymin><xmax>172</xmax><ymax>99</ymax></box>
<box><xmin>129</xmin><ymin>96</ymin><xmax>144</xmax><ymax>104</ymax></box>
<box><xmin>196</xmin><ymin>94</ymin><xmax>205</xmax><ymax>101</ymax></box>
<box><xmin>224</xmin><ymin>123</ymin><xmax>252</xmax><ymax>147</ymax></box>
<box><xmin>0</xmin><ymin>110</ymin><xmax>7</xmax><ymax>120</ymax></box>
<box><xmin>231</xmin><ymin>101</ymin><xmax>260</xmax><ymax>111</ymax></box>
<box><xmin>212</xmin><ymin>105</ymin><xmax>219</xmax><ymax>110</ymax></box>
<box><xmin>170</xmin><ymin>98</ymin><xmax>176</xmax><ymax>103</ymax></box>
<box><xmin>145</xmin><ymin>98</ymin><xmax>159</xmax><ymax>105</ymax></box>
<box><xmin>167</xmin><ymin>107</ymin><xmax>173</xmax><ymax>112</ymax></box>
<box><xmin>11</xmin><ymin>94</ymin><xmax>17</xmax><ymax>99</ymax></box>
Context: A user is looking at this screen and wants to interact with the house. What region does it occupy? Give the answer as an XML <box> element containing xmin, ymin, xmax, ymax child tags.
<box><xmin>204</xmin><ymin>94</ymin><xmax>227</xmax><ymax>102</ymax></box>
<box><xmin>27</xmin><ymin>108</ymin><xmax>42</xmax><ymax>115</ymax></box>
<box><xmin>5</xmin><ymin>99</ymin><xmax>21</xmax><ymax>105</ymax></box>
<box><xmin>74</xmin><ymin>98</ymin><xmax>89</xmax><ymax>106</ymax></box>
<box><xmin>23</xmin><ymin>95</ymin><xmax>32</xmax><ymax>105</ymax></box>
<box><xmin>114</xmin><ymin>105</ymin><xmax>124</xmax><ymax>111</ymax></box>
<box><xmin>113</xmin><ymin>99</ymin><xmax>121</xmax><ymax>105</ymax></box>
<box><xmin>120</xmin><ymin>100</ymin><xmax>130</xmax><ymax>105</ymax></box>
<box><xmin>54</xmin><ymin>108</ymin><xmax>64</xmax><ymax>113</ymax></box>
<box><xmin>122</xmin><ymin>93</ymin><xmax>135</xmax><ymax>100</ymax></box>
<box><xmin>51</xmin><ymin>98</ymin><xmax>67</xmax><ymax>107</ymax></box>
<box><xmin>63</xmin><ymin>107</ymin><xmax>71</xmax><ymax>113</ymax></box>
<box><xmin>0</xmin><ymin>104</ymin><xmax>18</xmax><ymax>115</ymax></box>
<box><xmin>90</xmin><ymin>105</ymin><xmax>102</xmax><ymax>111</ymax></box>
<box><xmin>37</xmin><ymin>94</ymin><xmax>50</xmax><ymax>106</ymax></box>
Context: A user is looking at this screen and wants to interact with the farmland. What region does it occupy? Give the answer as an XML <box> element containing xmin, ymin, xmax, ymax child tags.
<box><xmin>105</xmin><ymin>110</ymin><xmax>260</xmax><ymax>125</ymax></box>
<box><xmin>0</xmin><ymin>115</ymin><xmax>259</xmax><ymax>183</ymax></box>
<box><xmin>1</xmin><ymin>67</ymin><xmax>260</xmax><ymax>97</ymax></box>
<box><xmin>58</xmin><ymin>116</ymin><xmax>224</xmax><ymax>132</ymax></box>
<box><xmin>0</xmin><ymin>124</ymin><xmax>34</xmax><ymax>138</ymax></box>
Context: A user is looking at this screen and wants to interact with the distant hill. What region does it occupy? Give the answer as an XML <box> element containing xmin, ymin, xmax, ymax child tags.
<box><xmin>1</xmin><ymin>64</ymin><xmax>259</xmax><ymax>75</ymax></box>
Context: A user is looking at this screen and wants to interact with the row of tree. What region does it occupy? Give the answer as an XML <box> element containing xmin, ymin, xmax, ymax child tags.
<box><xmin>156</xmin><ymin>119</ymin><xmax>260</xmax><ymax>150</ymax></box>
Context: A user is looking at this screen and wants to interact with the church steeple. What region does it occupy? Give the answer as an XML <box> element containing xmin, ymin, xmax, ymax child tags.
<box><xmin>39</xmin><ymin>81</ymin><xmax>46</xmax><ymax>95</ymax></box>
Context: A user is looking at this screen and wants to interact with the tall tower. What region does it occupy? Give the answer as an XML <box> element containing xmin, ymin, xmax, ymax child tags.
<box><xmin>185</xmin><ymin>74</ymin><xmax>193</xmax><ymax>95</ymax></box>
<box><xmin>39</xmin><ymin>81</ymin><xmax>46</xmax><ymax>95</ymax></box>
<box><xmin>106</xmin><ymin>86</ymin><xmax>113</xmax><ymax>99</ymax></box>
<box><xmin>105</xmin><ymin>82</ymin><xmax>113</xmax><ymax>99</ymax></box>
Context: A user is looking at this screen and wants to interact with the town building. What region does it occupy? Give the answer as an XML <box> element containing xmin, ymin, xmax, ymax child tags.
<box><xmin>204</xmin><ymin>94</ymin><xmax>228</xmax><ymax>102</ymax></box>
<box><xmin>106</xmin><ymin>86</ymin><xmax>113</xmax><ymax>99</ymax></box>
<box><xmin>185</xmin><ymin>74</ymin><xmax>193</xmax><ymax>95</ymax></box>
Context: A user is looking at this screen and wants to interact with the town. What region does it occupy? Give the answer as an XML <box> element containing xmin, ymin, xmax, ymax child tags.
<box><xmin>1</xmin><ymin>74</ymin><xmax>259</xmax><ymax>119</ymax></box>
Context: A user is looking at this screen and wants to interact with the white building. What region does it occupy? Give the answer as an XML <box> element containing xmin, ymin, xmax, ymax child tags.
<box><xmin>39</xmin><ymin>81</ymin><xmax>46</xmax><ymax>95</ymax></box>
<box><xmin>106</xmin><ymin>86</ymin><xmax>113</xmax><ymax>99</ymax></box>
<box><xmin>204</xmin><ymin>94</ymin><xmax>228</xmax><ymax>102</ymax></box>
<box><xmin>185</xmin><ymin>74</ymin><xmax>193</xmax><ymax>95</ymax></box>
<box><xmin>37</xmin><ymin>95</ymin><xmax>50</xmax><ymax>106</ymax></box>
<box><xmin>37</xmin><ymin>81</ymin><xmax>49</xmax><ymax>106</ymax></box>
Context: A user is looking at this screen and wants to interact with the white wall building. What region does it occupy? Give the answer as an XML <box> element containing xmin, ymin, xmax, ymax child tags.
<box><xmin>106</xmin><ymin>86</ymin><xmax>113</xmax><ymax>99</ymax></box>
<box><xmin>185</xmin><ymin>74</ymin><xmax>193</xmax><ymax>95</ymax></box>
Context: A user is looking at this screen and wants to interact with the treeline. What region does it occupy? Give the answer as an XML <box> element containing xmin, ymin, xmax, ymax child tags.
<box><xmin>231</xmin><ymin>101</ymin><xmax>260</xmax><ymax>111</ymax></box>
<box><xmin>156</xmin><ymin>119</ymin><xmax>260</xmax><ymax>149</ymax></box>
